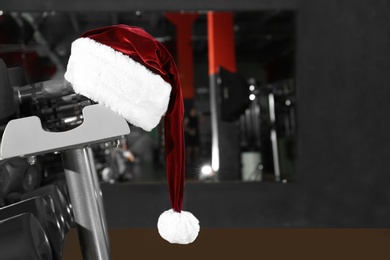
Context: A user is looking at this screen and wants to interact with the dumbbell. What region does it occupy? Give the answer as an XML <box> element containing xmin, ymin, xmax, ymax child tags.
<box><xmin>53</xmin><ymin>179</ymin><xmax>75</xmax><ymax>230</ymax></box>
<box><xmin>0</xmin><ymin>196</ymin><xmax>63</xmax><ymax>260</ymax></box>
<box><xmin>0</xmin><ymin>213</ymin><xmax>52</xmax><ymax>260</ymax></box>
<box><xmin>1</xmin><ymin>59</ymin><xmax>90</xmax><ymax>132</ymax></box>
<box><xmin>0</xmin><ymin>158</ymin><xmax>43</xmax><ymax>201</ymax></box>
<box><xmin>22</xmin><ymin>184</ymin><xmax>75</xmax><ymax>234</ymax></box>
<box><xmin>7</xmin><ymin>65</ymin><xmax>30</xmax><ymax>118</ymax></box>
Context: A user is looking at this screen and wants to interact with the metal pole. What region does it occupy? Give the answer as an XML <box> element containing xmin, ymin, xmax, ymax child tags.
<box><xmin>268</xmin><ymin>93</ymin><xmax>281</xmax><ymax>182</ymax></box>
<box><xmin>209</xmin><ymin>74</ymin><xmax>220</xmax><ymax>174</ymax></box>
<box><xmin>62</xmin><ymin>147</ymin><xmax>110</xmax><ymax>260</ymax></box>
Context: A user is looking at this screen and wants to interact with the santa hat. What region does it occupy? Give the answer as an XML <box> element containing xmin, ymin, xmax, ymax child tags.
<box><xmin>64</xmin><ymin>24</ymin><xmax>199</xmax><ymax>244</ymax></box>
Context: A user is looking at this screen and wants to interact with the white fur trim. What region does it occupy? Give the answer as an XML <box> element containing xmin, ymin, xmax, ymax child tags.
<box><xmin>157</xmin><ymin>209</ymin><xmax>200</xmax><ymax>244</ymax></box>
<box><xmin>64</xmin><ymin>37</ymin><xmax>171</xmax><ymax>131</ymax></box>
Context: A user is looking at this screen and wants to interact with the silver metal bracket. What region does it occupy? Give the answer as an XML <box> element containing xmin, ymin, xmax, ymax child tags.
<box><xmin>0</xmin><ymin>104</ymin><xmax>130</xmax><ymax>159</ymax></box>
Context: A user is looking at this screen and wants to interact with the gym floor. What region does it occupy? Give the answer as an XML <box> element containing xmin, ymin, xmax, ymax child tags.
<box><xmin>62</xmin><ymin>228</ymin><xmax>390</xmax><ymax>259</ymax></box>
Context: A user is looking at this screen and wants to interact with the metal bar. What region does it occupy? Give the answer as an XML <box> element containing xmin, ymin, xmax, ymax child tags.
<box><xmin>209</xmin><ymin>73</ymin><xmax>220</xmax><ymax>174</ymax></box>
<box><xmin>87</xmin><ymin>147</ymin><xmax>111</xmax><ymax>252</ymax></box>
<box><xmin>268</xmin><ymin>93</ymin><xmax>281</xmax><ymax>181</ymax></box>
<box><xmin>62</xmin><ymin>147</ymin><xmax>110</xmax><ymax>260</ymax></box>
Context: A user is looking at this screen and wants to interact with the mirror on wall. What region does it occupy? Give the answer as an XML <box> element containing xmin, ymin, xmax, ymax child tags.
<box><xmin>0</xmin><ymin>10</ymin><xmax>296</xmax><ymax>184</ymax></box>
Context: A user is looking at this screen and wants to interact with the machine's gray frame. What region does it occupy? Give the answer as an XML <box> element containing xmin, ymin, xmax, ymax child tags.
<box><xmin>0</xmin><ymin>104</ymin><xmax>130</xmax><ymax>260</ymax></box>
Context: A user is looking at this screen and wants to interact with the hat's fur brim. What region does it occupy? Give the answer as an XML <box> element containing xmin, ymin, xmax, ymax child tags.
<box><xmin>64</xmin><ymin>37</ymin><xmax>171</xmax><ymax>131</ymax></box>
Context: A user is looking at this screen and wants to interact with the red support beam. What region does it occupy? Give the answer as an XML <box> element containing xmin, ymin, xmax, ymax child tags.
<box><xmin>207</xmin><ymin>12</ymin><xmax>236</xmax><ymax>75</ymax></box>
<box><xmin>207</xmin><ymin>11</ymin><xmax>237</xmax><ymax>174</ymax></box>
<box><xmin>165</xmin><ymin>12</ymin><xmax>199</xmax><ymax>99</ymax></box>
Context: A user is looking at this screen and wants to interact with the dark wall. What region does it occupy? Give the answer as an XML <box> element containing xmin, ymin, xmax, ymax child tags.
<box><xmin>102</xmin><ymin>0</ymin><xmax>390</xmax><ymax>228</ymax></box>
<box><xmin>295</xmin><ymin>0</ymin><xmax>390</xmax><ymax>227</ymax></box>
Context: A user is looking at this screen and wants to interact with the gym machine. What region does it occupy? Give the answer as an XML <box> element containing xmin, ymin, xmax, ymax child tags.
<box><xmin>0</xmin><ymin>59</ymin><xmax>130</xmax><ymax>259</ymax></box>
<box><xmin>217</xmin><ymin>66</ymin><xmax>296</xmax><ymax>182</ymax></box>
<box><xmin>239</xmin><ymin>78</ymin><xmax>296</xmax><ymax>182</ymax></box>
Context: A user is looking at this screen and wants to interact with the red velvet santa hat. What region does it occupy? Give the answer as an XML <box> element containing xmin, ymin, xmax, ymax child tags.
<box><xmin>64</xmin><ymin>24</ymin><xmax>199</xmax><ymax>244</ymax></box>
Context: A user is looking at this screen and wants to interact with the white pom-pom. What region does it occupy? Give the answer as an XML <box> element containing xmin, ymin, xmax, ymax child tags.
<box><xmin>157</xmin><ymin>209</ymin><xmax>200</xmax><ymax>244</ymax></box>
